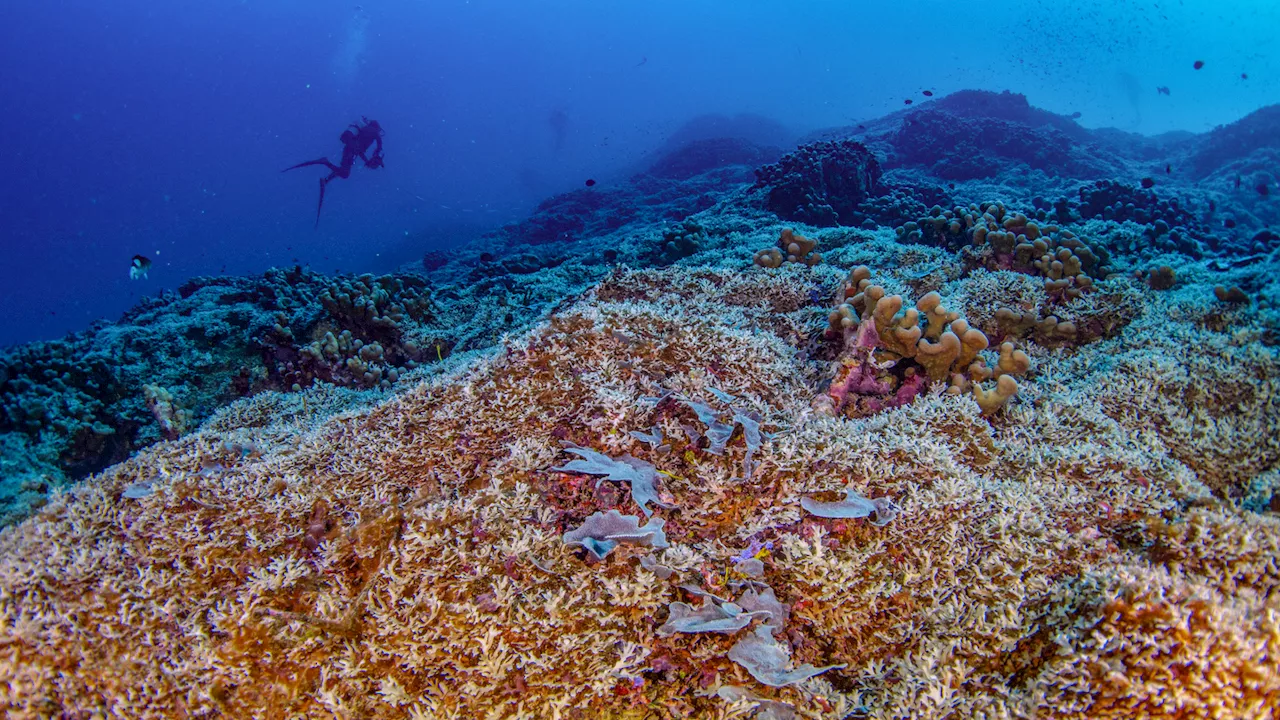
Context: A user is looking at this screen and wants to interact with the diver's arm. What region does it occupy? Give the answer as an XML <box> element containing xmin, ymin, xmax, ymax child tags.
<box><xmin>362</xmin><ymin>136</ymin><xmax>384</xmax><ymax>166</ymax></box>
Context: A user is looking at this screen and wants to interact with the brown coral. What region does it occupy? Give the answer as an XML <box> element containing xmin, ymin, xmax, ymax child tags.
<box><xmin>755</xmin><ymin>228</ymin><xmax>822</xmax><ymax>268</ymax></box>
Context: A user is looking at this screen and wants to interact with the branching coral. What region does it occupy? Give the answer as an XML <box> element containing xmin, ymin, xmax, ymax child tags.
<box><xmin>0</xmin><ymin>265</ymin><xmax>1276</xmax><ymax>719</ymax></box>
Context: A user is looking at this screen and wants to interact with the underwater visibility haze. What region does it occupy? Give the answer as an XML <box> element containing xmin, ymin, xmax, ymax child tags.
<box><xmin>1</xmin><ymin>0</ymin><xmax>1280</xmax><ymax>716</ymax></box>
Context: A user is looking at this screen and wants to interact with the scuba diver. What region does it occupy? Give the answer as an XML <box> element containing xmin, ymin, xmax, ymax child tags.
<box><xmin>284</xmin><ymin>117</ymin><xmax>385</xmax><ymax>227</ymax></box>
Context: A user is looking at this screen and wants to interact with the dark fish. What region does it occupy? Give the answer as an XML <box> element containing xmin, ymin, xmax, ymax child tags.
<box><xmin>1242</xmin><ymin>72</ymin><xmax>1249</xmax><ymax>80</ymax></box>
<box><xmin>1236</xmin><ymin>175</ymin><xmax>1243</xmax><ymax>189</ymax></box>
<box><xmin>1070</xmin><ymin>111</ymin><xmax>1082</xmax><ymax>119</ymax></box>
<box><xmin>904</xmin><ymin>99</ymin><xmax>913</xmax><ymax>105</ymax></box>
<box><xmin>585</xmin><ymin>178</ymin><xmax>596</xmax><ymax>187</ymax></box>
<box><xmin>1209</xmin><ymin>199</ymin><xmax>1216</xmax><ymax>212</ymax></box>
<box><xmin>1224</xmin><ymin>219</ymin><xmax>1236</xmax><ymax>228</ymax></box>
<box><xmin>129</xmin><ymin>254</ymin><xmax>152</xmax><ymax>280</ymax></box>
<box><xmin>1140</xmin><ymin>177</ymin><xmax>1155</xmax><ymax>189</ymax></box>
<box><xmin>922</xmin><ymin>90</ymin><xmax>933</xmax><ymax>97</ymax></box>
<box><xmin>1194</xmin><ymin>60</ymin><xmax>1205</xmax><ymax>70</ymax></box>
<box><xmin>1157</xmin><ymin>86</ymin><xmax>1171</xmax><ymax>95</ymax></box>
<box><xmin>1165</xmin><ymin>164</ymin><xmax>1171</xmax><ymax>174</ymax></box>
<box><xmin>1260</xmin><ymin>183</ymin><xmax>1271</xmax><ymax>197</ymax></box>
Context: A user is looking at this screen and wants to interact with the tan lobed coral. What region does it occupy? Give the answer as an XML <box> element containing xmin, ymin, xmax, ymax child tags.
<box><xmin>0</xmin><ymin>264</ymin><xmax>1277</xmax><ymax>719</ymax></box>
<box><xmin>824</xmin><ymin>267</ymin><xmax>1028</xmax><ymax>416</ymax></box>
<box><xmin>142</xmin><ymin>383</ymin><xmax>191</xmax><ymax>439</ymax></box>
<box><xmin>755</xmin><ymin>228</ymin><xmax>824</xmax><ymax>269</ymax></box>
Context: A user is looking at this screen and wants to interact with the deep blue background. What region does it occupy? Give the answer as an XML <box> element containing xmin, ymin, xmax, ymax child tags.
<box><xmin>1</xmin><ymin>0</ymin><xmax>1276</xmax><ymax>347</ymax></box>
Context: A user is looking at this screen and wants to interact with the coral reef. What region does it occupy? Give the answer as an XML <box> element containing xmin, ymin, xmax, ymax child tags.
<box><xmin>650</xmin><ymin>220</ymin><xmax>707</xmax><ymax>265</ymax></box>
<box><xmin>644</xmin><ymin>137</ymin><xmax>783</xmax><ymax>182</ymax></box>
<box><xmin>4</xmin><ymin>88</ymin><xmax>1280</xmax><ymax>718</ymax></box>
<box><xmin>873</xmin><ymin>91</ymin><xmax>1123</xmax><ymax>181</ymax></box>
<box><xmin>490</xmin><ymin>148</ymin><xmax>754</xmax><ymax>248</ymax></box>
<box><xmin>3</xmin><ymin>260</ymin><xmax>1275</xmax><ymax>717</ymax></box>
<box><xmin>819</xmin><ymin>267</ymin><xmax>1029</xmax><ymax>418</ymax></box>
<box><xmin>0</xmin><ymin>264</ymin><xmax>570</xmax><ymax>523</ymax></box>
<box><xmin>754</xmin><ymin>228</ymin><xmax>822</xmax><ymax>268</ymax></box>
<box><xmin>1072</xmin><ymin>179</ymin><xmax>1200</xmax><ymax>228</ymax></box>
<box><xmin>891</xmin><ymin>109</ymin><xmax>1076</xmax><ymax>180</ymax></box>
<box><xmin>753</xmin><ymin>139</ymin><xmax>884</xmax><ymax>226</ymax></box>
<box><xmin>1185</xmin><ymin>105</ymin><xmax>1280</xmax><ymax>178</ymax></box>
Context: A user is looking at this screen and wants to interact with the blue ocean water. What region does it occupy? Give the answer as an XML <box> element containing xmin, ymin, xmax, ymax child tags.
<box><xmin>1</xmin><ymin>0</ymin><xmax>1275</xmax><ymax>348</ymax></box>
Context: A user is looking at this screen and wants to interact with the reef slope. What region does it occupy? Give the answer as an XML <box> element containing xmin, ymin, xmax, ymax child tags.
<box><xmin>1</xmin><ymin>249</ymin><xmax>1277</xmax><ymax>718</ymax></box>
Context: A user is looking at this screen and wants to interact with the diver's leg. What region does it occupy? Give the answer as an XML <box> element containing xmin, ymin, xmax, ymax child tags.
<box><xmin>283</xmin><ymin>157</ymin><xmax>341</xmax><ymax>173</ymax></box>
<box><xmin>315</xmin><ymin>178</ymin><xmax>328</xmax><ymax>228</ymax></box>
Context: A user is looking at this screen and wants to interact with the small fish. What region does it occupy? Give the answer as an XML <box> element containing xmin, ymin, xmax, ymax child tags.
<box><xmin>129</xmin><ymin>254</ymin><xmax>152</xmax><ymax>280</ymax></box>
<box><xmin>1236</xmin><ymin>175</ymin><xmax>1243</xmax><ymax>189</ymax></box>
<box><xmin>922</xmin><ymin>90</ymin><xmax>933</xmax><ymax>97</ymax></box>
<box><xmin>1193</xmin><ymin>60</ymin><xmax>1205</xmax><ymax>70</ymax></box>
<box><xmin>1140</xmin><ymin>177</ymin><xmax>1155</xmax><ymax>189</ymax></box>
<box><xmin>1242</xmin><ymin>72</ymin><xmax>1249</xmax><ymax>80</ymax></box>
<box><xmin>904</xmin><ymin>99</ymin><xmax>913</xmax><ymax>105</ymax></box>
<box><xmin>1157</xmin><ymin>86</ymin><xmax>1171</xmax><ymax>95</ymax></box>
<box><xmin>1224</xmin><ymin>218</ymin><xmax>1236</xmax><ymax>228</ymax></box>
<box><xmin>584</xmin><ymin>178</ymin><xmax>596</xmax><ymax>187</ymax></box>
<box><xmin>1209</xmin><ymin>199</ymin><xmax>1216</xmax><ymax>212</ymax></box>
<box><xmin>1259</xmin><ymin>183</ymin><xmax>1271</xmax><ymax>197</ymax></box>
<box><xmin>1070</xmin><ymin>111</ymin><xmax>1082</xmax><ymax>119</ymax></box>
<box><xmin>1165</xmin><ymin>164</ymin><xmax>1171</xmax><ymax>174</ymax></box>
<box><xmin>635</xmin><ymin>56</ymin><xmax>647</xmax><ymax>67</ymax></box>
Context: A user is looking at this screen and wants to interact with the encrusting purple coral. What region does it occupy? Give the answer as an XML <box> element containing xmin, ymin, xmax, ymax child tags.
<box><xmin>562</xmin><ymin>509</ymin><xmax>669</xmax><ymax>561</ymax></box>
<box><xmin>551</xmin><ymin>445</ymin><xmax>674</xmax><ymax>516</ymax></box>
<box><xmin>641</xmin><ymin>388</ymin><xmax>770</xmax><ymax>479</ymax></box>
<box><xmin>826</xmin><ymin>317</ymin><xmax>892</xmax><ymax>412</ymax></box>
<box><xmin>801</xmin><ymin>486</ymin><xmax>900</xmax><ymax>525</ymax></box>
<box><xmin>728</xmin><ymin>626</ymin><xmax>846</xmax><ymax>688</ymax></box>
<box><xmin>657</xmin><ymin>599</ymin><xmax>764</xmax><ymax>636</ymax></box>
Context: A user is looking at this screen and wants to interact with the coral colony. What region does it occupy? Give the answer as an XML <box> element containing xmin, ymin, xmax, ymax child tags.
<box><xmin>2</xmin><ymin>90</ymin><xmax>1280</xmax><ymax>717</ymax></box>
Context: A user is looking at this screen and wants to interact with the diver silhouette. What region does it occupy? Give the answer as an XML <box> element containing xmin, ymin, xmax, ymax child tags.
<box><xmin>284</xmin><ymin>117</ymin><xmax>384</xmax><ymax>227</ymax></box>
